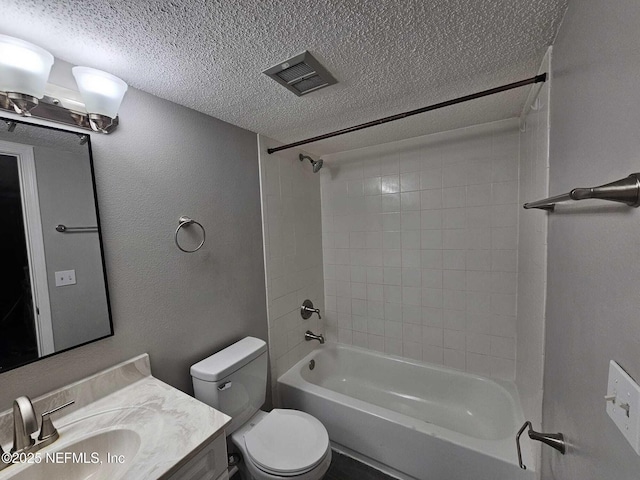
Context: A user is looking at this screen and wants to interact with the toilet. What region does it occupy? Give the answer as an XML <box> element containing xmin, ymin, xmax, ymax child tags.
<box><xmin>191</xmin><ymin>337</ymin><xmax>331</xmax><ymax>480</ymax></box>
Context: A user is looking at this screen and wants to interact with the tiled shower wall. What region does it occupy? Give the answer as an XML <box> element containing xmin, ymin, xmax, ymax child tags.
<box><xmin>258</xmin><ymin>135</ymin><xmax>324</xmax><ymax>403</ymax></box>
<box><xmin>517</xmin><ymin>49</ymin><xmax>550</xmax><ymax>473</ymax></box>
<box><xmin>320</xmin><ymin>120</ymin><xmax>520</xmax><ymax>380</ymax></box>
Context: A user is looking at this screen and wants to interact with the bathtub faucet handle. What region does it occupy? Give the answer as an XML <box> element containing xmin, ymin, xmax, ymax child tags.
<box><xmin>300</xmin><ymin>300</ymin><xmax>322</xmax><ymax>320</ymax></box>
<box><xmin>516</xmin><ymin>421</ymin><xmax>565</xmax><ymax>470</ymax></box>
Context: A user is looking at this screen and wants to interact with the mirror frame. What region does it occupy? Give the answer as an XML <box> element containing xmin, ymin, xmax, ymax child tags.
<box><xmin>0</xmin><ymin>115</ymin><xmax>114</xmax><ymax>374</ymax></box>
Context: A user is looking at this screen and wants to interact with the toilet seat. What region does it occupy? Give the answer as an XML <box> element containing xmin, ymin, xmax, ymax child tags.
<box><xmin>243</xmin><ymin>409</ymin><xmax>329</xmax><ymax>476</ymax></box>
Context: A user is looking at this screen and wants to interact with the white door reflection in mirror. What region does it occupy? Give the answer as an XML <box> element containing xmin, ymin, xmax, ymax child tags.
<box><xmin>0</xmin><ymin>140</ymin><xmax>54</xmax><ymax>361</ymax></box>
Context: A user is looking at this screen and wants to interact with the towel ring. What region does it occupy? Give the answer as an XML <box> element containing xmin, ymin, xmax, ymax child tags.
<box><xmin>175</xmin><ymin>216</ymin><xmax>206</xmax><ymax>253</ymax></box>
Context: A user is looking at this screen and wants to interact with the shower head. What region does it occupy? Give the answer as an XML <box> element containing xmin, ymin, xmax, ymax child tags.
<box><xmin>299</xmin><ymin>154</ymin><xmax>323</xmax><ymax>173</ymax></box>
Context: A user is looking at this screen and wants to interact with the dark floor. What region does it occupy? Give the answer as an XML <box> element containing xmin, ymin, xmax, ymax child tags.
<box><xmin>325</xmin><ymin>450</ymin><xmax>398</xmax><ymax>480</ymax></box>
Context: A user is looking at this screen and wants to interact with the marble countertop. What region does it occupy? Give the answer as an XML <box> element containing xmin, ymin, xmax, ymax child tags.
<box><xmin>0</xmin><ymin>354</ymin><xmax>231</xmax><ymax>480</ymax></box>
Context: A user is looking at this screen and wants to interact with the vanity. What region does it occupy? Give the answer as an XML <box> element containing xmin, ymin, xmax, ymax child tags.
<box><xmin>0</xmin><ymin>354</ymin><xmax>231</xmax><ymax>480</ymax></box>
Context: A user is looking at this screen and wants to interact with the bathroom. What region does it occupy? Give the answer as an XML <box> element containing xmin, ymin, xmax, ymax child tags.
<box><xmin>0</xmin><ymin>0</ymin><xmax>639</xmax><ymax>479</ymax></box>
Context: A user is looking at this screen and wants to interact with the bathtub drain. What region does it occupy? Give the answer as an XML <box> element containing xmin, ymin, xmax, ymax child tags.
<box><xmin>309</xmin><ymin>360</ymin><xmax>315</xmax><ymax>370</ymax></box>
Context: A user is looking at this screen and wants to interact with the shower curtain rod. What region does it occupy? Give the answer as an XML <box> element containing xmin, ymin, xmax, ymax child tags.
<box><xmin>267</xmin><ymin>73</ymin><xmax>547</xmax><ymax>154</ymax></box>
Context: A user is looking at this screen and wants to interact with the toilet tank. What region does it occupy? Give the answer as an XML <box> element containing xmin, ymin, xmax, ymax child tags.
<box><xmin>191</xmin><ymin>337</ymin><xmax>267</xmax><ymax>434</ymax></box>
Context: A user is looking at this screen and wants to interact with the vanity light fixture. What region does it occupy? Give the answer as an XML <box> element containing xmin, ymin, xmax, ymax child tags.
<box><xmin>0</xmin><ymin>34</ymin><xmax>54</xmax><ymax>115</ymax></box>
<box><xmin>72</xmin><ymin>67</ymin><xmax>128</xmax><ymax>133</ymax></box>
<box><xmin>0</xmin><ymin>34</ymin><xmax>127</xmax><ymax>134</ymax></box>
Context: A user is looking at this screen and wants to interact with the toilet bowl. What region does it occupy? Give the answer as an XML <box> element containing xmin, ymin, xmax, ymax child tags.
<box><xmin>190</xmin><ymin>337</ymin><xmax>331</xmax><ymax>480</ymax></box>
<box><xmin>232</xmin><ymin>410</ymin><xmax>331</xmax><ymax>480</ymax></box>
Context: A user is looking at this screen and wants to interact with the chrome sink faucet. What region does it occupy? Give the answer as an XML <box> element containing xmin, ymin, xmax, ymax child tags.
<box><xmin>11</xmin><ymin>396</ymin><xmax>37</xmax><ymax>453</ymax></box>
<box><xmin>0</xmin><ymin>396</ymin><xmax>74</xmax><ymax>470</ymax></box>
<box><xmin>305</xmin><ymin>330</ymin><xmax>325</xmax><ymax>344</ymax></box>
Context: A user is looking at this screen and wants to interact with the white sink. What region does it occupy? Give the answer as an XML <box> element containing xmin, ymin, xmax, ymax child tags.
<box><xmin>0</xmin><ymin>355</ymin><xmax>231</xmax><ymax>480</ymax></box>
<box><xmin>6</xmin><ymin>429</ymin><xmax>140</xmax><ymax>480</ymax></box>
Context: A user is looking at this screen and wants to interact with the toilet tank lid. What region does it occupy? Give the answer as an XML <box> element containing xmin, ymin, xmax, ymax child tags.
<box><xmin>191</xmin><ymin>337</ymin><xmax>267</xmax><ymax>382</ymax></box>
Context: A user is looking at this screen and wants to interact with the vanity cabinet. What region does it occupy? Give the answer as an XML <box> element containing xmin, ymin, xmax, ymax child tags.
<box><xmin>166</xmin><ymin>431</ymin><xmax>229</xmax><ymax>480</ymax></box>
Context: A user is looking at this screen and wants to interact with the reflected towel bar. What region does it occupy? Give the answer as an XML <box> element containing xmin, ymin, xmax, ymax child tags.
<box><xmin>55</xmin><ymin>224</ymin><xmax>98</xmax><ymax>233</ymax></box>
<box><xmin>523</xmin><ymin>173</ymin><xmax>640</xmax><ymax>211</ymax></box>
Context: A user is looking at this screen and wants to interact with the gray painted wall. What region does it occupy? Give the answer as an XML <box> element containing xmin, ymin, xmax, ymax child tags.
<box><xmin>34</xmin><ymin>145</ymin><xmax>111</xmax><ymax>351</ymax></box>
<box><xmin>544</xmin><ymin>1</ymin><xmax>640</xmax><ymax>478</ymax></box>
<box><xmin>0</xmin><ymin>59</ymin><xmax>268</xmax><ymax>407</ymax></box>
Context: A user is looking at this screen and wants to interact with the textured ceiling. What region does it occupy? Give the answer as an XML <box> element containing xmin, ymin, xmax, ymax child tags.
<box><xmin>0</xmin><ymin>1</ymin><xmax>566</xmax><ymax>154</ymax></box>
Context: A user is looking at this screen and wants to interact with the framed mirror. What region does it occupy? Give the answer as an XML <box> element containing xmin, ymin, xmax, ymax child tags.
<box><xmin>0</xmin><ymin>117</ymin><xmax>112</xmax><ymax>373</ymax></box>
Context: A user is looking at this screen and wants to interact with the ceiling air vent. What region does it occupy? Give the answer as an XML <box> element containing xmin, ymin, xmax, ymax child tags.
<box><xmin>263</xmin><ymin>51</ymin><xmax>337</xmax><ymax>96</ymax></box>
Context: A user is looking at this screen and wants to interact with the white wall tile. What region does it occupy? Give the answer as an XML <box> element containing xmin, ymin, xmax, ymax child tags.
<box><xmin>403</xmin><ymin>342</ymin><xmax>423</xmax><ymax>360</ymax></box>
<box><xmin>443</xmin><ymin>270</ymin><xmax>466</xmax><ymax>290</ymax></box>
<box><xmin>353</xmin><ymin>331</ymin><xmax>368</xmax><ymax>348</ymax></box>
<box><xmin>492</xmin><ymin>181</ymin><xmax>518</xmax><ymax>205</ymax></box>
<box><xmin>260</xmin><ymin>140</ymin><xmax>325</xmax><ymax>404</ymax></box>
<box><xmin>319</xmin><ymin>120</ymin><xmax>521</xmax><ymax>379</ymax></box>
<box><xmin>516</xmin><ymin>51</ymin><xmax>549</xmax><ymax>443</ymax></box>
<box><xmin>402</xmin><ymin>268</ymin><xmax>422</xmax><ymax>287</ymax></box>
<box><xmin>381</xmin><ymin>175</ymin><xmax>400</xmax><ymax>194</ymax></box>
<box><xmin>401</xmin><ymin>192</ymin><xmax>421</xmax><ymax>210</ymax></box>
<box><xmin>400</xmin><ymin>211</ymin><xmax>420</xmax><ymax>231</ymax></box>
<box><xmin>368</xmin><ymin>300</ymin><xmax>384</xmax><ymax>319</ymax></box>
<box><xmin>382</xmin><ymin>213</ymin><xmax>401</xmax><ymax>231</ymax></box>
<box><xmin>383</xmin><ymin>249</ymin><xmax>402</xmax><ymax>267</ymax></box>
<box><xmin>423</xmin><ymin>326</ymin><xmax>444</xmax><ymax>346</ymax></box>
<box><xmin>466</xmin><ymin>353</ymin><xmax>492</xmax><ymax>377</ymax></box>
<box><xmin>402</xmin><ymin>304</ymin><xmax>422</xmax><ymax>324</ymax></box>
<box><xmin>385</xmin><ymin>320</ymin><xmax>403</xmax><ymax>339</ymax></box>
<box><xmin>443</xmin><ymin>309</ymin><xmax>466</xmax><ymax>331</ymax></box>
<box><xmin>466</xmin><ymin>333</ymin><xmax>492</xmax><ymax>355</ymax></box>
<box><xmin>400</xmin><ymin>173</ymin><xmax>421</xmax><ymax>192</ymax></box>
<box><xmin>423</xmin><ymin>346</ymin><xmax>444</xmax><ymax>365</ymax></box>
<box><xmin>421</xmin><ymin>189</ymin><xmax>443</xmax><ymax>209</ymax></box>
<box><xmin>443</xmin><ymin>163</ymin><xmax>467</xmax><ymax>187</ymax></box>
<box><xmin>402</xmin><ymin>231</ymin><xmax>421</xmax><ymax>250</ymax></box>
<box><xmin>444</xmin><ymin>348</ymin><xmax>466</xmax><ymax>370</ymax></box>
<box><xmin>444</xmin><ymin>329</ymin><xmax>466</xmax><ymax>350</ymax></box>
<box><xmin>385</xmin><ymin>337</ymin><xmax>403</xmax><ymax>356</ymax></box>
<box><xmin>421</xmin><ymin>230</ymin><xmax>442</xmax><ymax>249</ymax></box>
<box><xmin>422</xmin><ymin>307</ymin><xmax>443</xmax><ymax>327</ymax></box>
<box><xmin>364</xmin><ymin>177</ymin><xmax>382</xmax><ymax>195</ymax></box>
<box><xmin>381</xmin><ymin>193</ymin><xmax>400</xmax><ymax>212</ymax></box>
<box><xmin>467</xmin><ymin>183</ymin><xmax>492</xmax><ymax>206</ymax></box>
<box><xmin>443</xmin><ymin>187</ymin><xmax>466</xmax><ymax>208</ymax></box>
<box><xmin>466</xmin><ymin>250</ymin><xmax>491</xmax><ymax>271</ymax></box>
<box><xmin>384</xmin><ymin>302</ymin><xmax>403</xmax><ymax>321</ymax></box>
<box><xmin>491</xmin><ymin>336</ymin><xmax>516</xmax><ymax>359</ymax></box>
<box><xmin>421</xmin><ymin>210</ymin><xmax>442</xmax><ymax>229</ymax></box>
<box><xmin>420</xmin><ymin>169</ymin><xmax>442</xmax><ymax>190</ymax></box>
<box><xmin>422</xmin><ymin>269</ymin><xmax>443</xmax><ymax>289</ymax></box>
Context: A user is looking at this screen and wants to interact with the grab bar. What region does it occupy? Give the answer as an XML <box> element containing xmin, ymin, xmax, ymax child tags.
<box><xmin>516</xmin><ymin>421</ymin><xmax>565</xmax><ymax>470</ymax></box>
<box><xmin>523</xmin><ymin>173</ymin><xmax>640</xmax><ymax>211</ymax></box>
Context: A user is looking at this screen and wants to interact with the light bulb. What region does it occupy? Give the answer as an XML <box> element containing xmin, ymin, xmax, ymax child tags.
<box><xmin>0</xmin><ymin>34</ymin><xmax>54</xmax><ymax>99</ymax></box>
<box><xmin>72</xmin><ymin>66</ymin><xmax>128</xmax><ymax>119</ymax></box>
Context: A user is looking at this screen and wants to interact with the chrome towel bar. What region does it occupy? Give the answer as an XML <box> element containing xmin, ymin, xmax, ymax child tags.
<box><xmin>523</xmin><ymin>173</ymin><xmax>640</xmax><ymax>211</ymax></box>
<box><xmin>55</xmin><ymin>224</ymin><xmax>98</xmax><ymax>233</ymax></box>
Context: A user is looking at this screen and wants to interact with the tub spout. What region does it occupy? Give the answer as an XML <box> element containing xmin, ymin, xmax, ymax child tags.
<box><xmin>305</xmin><ymin>330</ymin><xmax>325</xmax><ymax>344</ymax></box>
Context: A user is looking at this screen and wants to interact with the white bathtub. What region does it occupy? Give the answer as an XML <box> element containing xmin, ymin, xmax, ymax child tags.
<box><xmin>278</xmin><ymin>343</ymin><xmax>534</xmax><ymax>480</ymax></box>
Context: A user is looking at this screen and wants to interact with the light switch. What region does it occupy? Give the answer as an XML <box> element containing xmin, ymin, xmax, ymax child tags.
<box><xmin>54</xmin><ymin>269</ymin><xmax>76</xmax><ymax>287</ymax></box>
<box><xmin>606</xmin><ymin>360</ymin><xmax>640</xmax><ymax>455</ymax></box>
